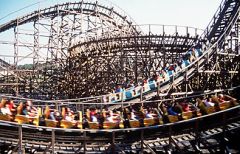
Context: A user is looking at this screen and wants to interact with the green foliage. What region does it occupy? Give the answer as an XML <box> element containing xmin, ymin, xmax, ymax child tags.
<box><xmin>17</xmin><ymin>64</ymin><xmax>33</xmax><ymax>70</ymax></box>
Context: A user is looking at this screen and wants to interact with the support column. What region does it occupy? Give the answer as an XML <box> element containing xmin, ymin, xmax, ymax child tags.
<box><xmin>140</xmin><ymin>130</ymin><xmax>144</xmax><ymax>154</ymax></box>
<box><xmin>194</xmin><ymin>118</ymin><xmax>201</xmax><ymax>152</ymax></box>
<box><xmin>157</xmin><ymin>82</ymin><xmax>160</xmax><ymax>96</ymax></box>
<box><xmin>121</xmin><ymin>91</ymin><xmax>124</xmax><ymax>109</ymax></box>
<box><xmin>220</xmin><ymin>112</ymin><xmax>229</xmax><ymax>153</ymax></box>
<box><xmin>140</xmin><ymin>87</ymin><xmax>143</xmax><ymax>106</ymax></box>
<box><xmin>83</xmin><ymin>131</ymin><xmax>87</xmax><ymax>154</ymax></box>
<box><xmin>168</xmin><ymin>125</ymin><xmax>173</xmax><ymax>152</ymax></box>
<box><xmin>111</xmin><ymin>131</ymin><xmax>116</xmax><ymax>154</ymax></box>
<box><xmin>185</xmin><ymin>72</ymin><xmax>188</xmax><ymax>97</ymax></box>
<box><xmin>51</xmin><ymin>129</ymin><xmax>55</xmax><ymax>154</ymax></box>
<box><xmin>18</xmin><ymin>125</ymin><xmax>22</xmax><ymax>154</ymax></box>
<box><xmin>14</xmin><ymin>21</ymin><xmax>19</xmax><ymax>95</ymax></box>
<box><xmin>32</xmin><ymin>19</ymin><xmax>40</xmax><ymax>96</ymax></box>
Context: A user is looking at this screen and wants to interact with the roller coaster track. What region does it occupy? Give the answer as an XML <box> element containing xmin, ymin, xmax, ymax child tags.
<box><xmin>69</xmin><ymin>25</ymin><xmax>202</xmax><ymax>55</ymax></box>
<box><xmin>156</xmin><ymin>0</ymin><xmax>239</xmax><ymax>94</ymax></box>
<box><xmin>102</xmin><ymin>0</ymin><xmax>240</xmax><ymax>105</ymax></box>
<box><xmin>69</xmin><ymin>32</ymin><xmax>201</xmax><ymax>60</ymax></box>
<box><xmin>66</xmin><ymin>26</ymin><xmax>203</xmax><ymax>98</ymax></box>
<box><xmin>0</xmin><ymin>59</ymin><xmax>10</xmax><ymax>69</ymax></box>
<box><xmin>0</xmin><ymin>0</ymin><xmax>140</xmax><ymax>96</ymax></box>
<box><xmin>204</xmin><ymin>0</ymin><xmax>240</xmax><ymax>43</ymax></box>
<box><xmin>0</xmin><ymin>1</ymin><xmax>137</xmax><ymax>34</ymax></box>
<box><xmin>48</xmin><ymin>0</ymin><xmax>239</xmax><ymax>106</ymax></box>
<box><xmin>0</xmin><ymin>103</ymin><xmax>239</xmax><ymax>153</ymax></box>
<box><xmin>0</xmin><ymin>0</ymin><xmax>239</xmax><ymax>153</ymax></box>
<box><xmin>0</xmin><ymin>1</ymin><xmax>238</xmax><ymax>97</ymax></box>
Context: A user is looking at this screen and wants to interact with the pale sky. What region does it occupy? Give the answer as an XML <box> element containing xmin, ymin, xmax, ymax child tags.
<box><xmin>0</xmin><ymin>0</ymin><xmax>222</xmax><ymax>64</ymax></box>
<box><xmin>0</xmin><ymin>0</ymin><xmax>222</xmax><ymax>29</ymax></box>
<box><xmin>110</xmin><ymin>0</ymin><xmax>222</xmax><ymax>29</ymax></box>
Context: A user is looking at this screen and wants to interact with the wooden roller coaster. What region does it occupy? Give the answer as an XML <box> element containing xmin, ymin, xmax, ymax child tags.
<box><xmin>0</xmin><ymin>0</ymin><xmax>239</xmax><ymax>153</ymax></box>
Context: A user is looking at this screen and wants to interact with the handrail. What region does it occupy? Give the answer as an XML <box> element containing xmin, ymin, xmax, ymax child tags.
<box><xmin>69</xmin><ymin>24</ymin><xmax>204</xmax><ymax>50</ymax></box>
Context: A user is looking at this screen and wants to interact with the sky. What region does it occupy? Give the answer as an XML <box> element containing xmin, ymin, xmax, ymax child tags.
<box><xmin>0</xmin><ymin>0</ymin><xmax>222</xmax><ymax>64</ymax></box>
<box><xmin>0</xmin><ymin>0</ymin><xmax>222</xmax><ymax>29</ymax></box>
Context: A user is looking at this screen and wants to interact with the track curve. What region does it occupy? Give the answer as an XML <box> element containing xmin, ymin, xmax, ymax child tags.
<box><xmin>0</xmin><ymin>1</ymin><xmax>137</xmax><ymax>34</ymax></box>
<box><xmin>66</xmin><ymin>25</ymin><xmax>203</xmax><ymax>97</ymax></box>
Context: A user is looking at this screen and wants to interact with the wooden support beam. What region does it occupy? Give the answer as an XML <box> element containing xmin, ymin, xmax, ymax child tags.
<box><xmin>111</xmin><ymin>131</ymin><xmax>116</xmax><ymax>154</ymax></box>
<box><xmin>18</xmin><ymin>125</ymin><xmax>23</xmax><ymax>154</ymax></box>
<box><xmin>83</xmin><ymin>131</ymin><xmax>87</xmax><ymax>154</ymax></box>
<box><xmin>141</xmin><ymin>130</ymin><xmax>144</xmax><ymax>154</ymax></box>
<box><xmin>51</xmin><ymin>129</ymin><xmax>55</xmax><ymax>154</ymax></box>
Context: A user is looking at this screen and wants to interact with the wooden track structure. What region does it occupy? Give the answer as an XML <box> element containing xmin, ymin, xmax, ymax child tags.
<box><xmin>0</xmin><ymin>0</ymin><xmax>239</xmax><ymax>153</ymax></box>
